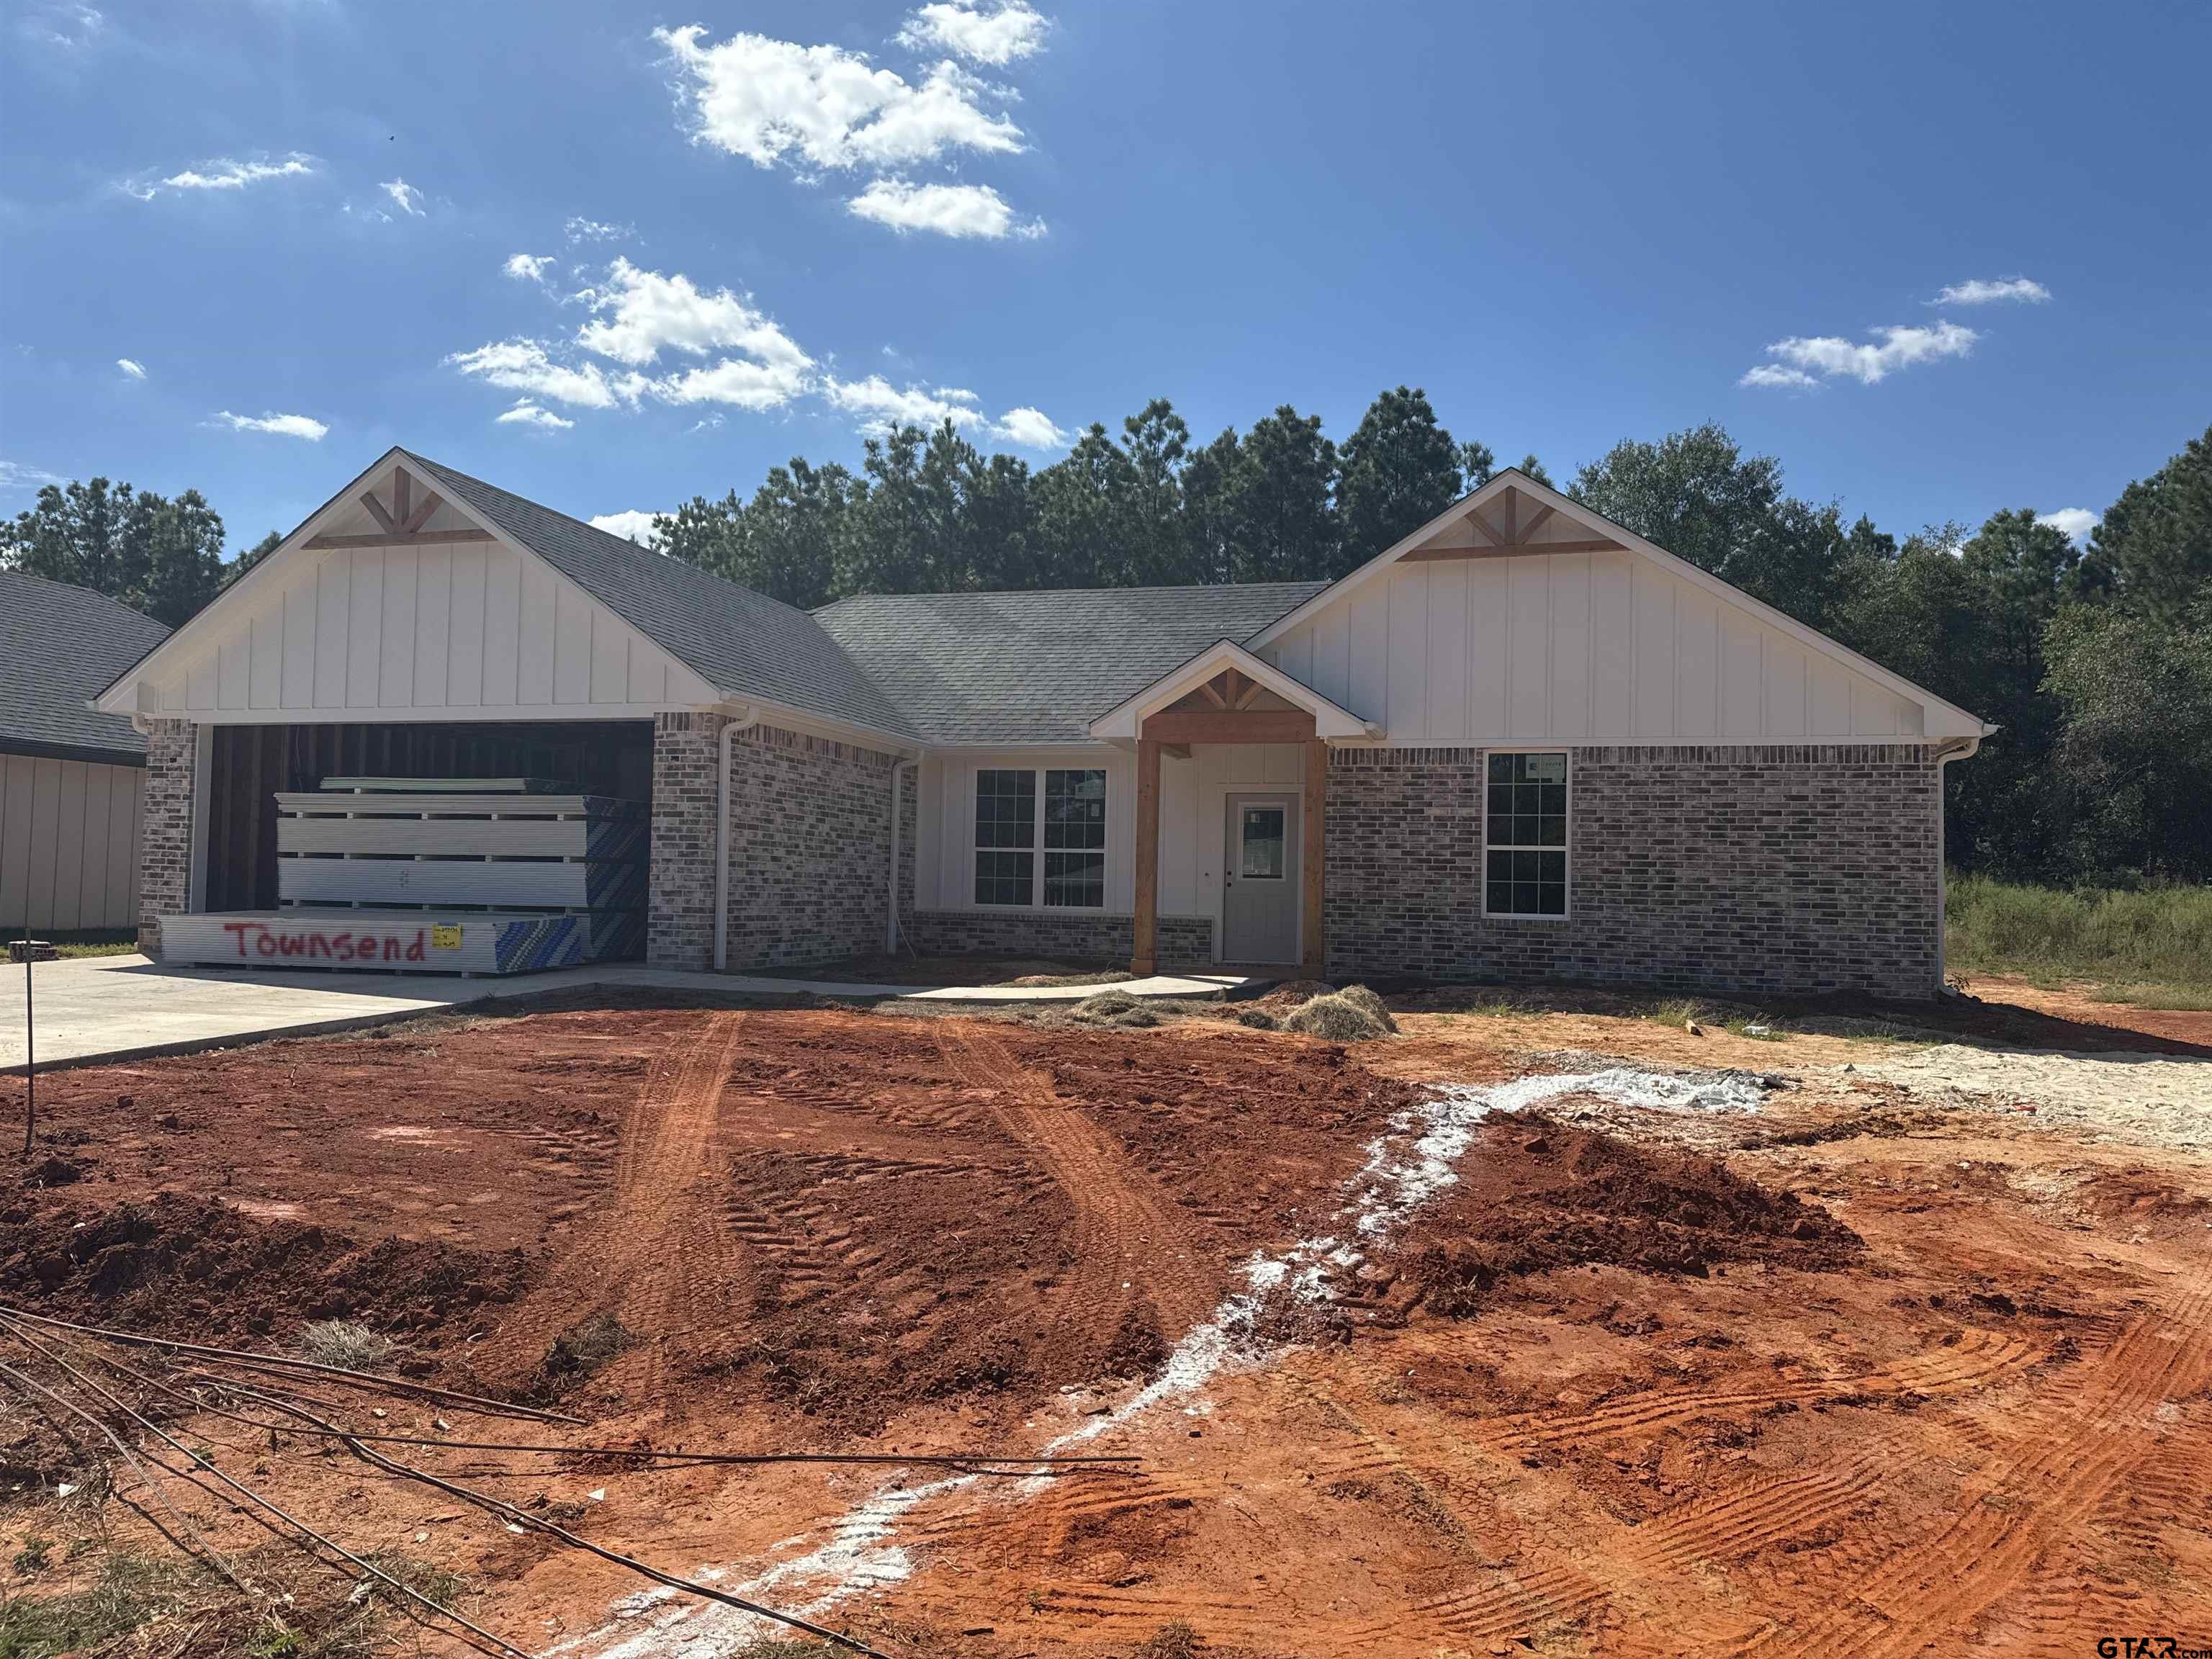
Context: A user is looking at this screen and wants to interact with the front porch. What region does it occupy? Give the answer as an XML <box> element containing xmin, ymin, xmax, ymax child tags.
<box><xmin>1092</xmin><ymin>642</ymin><xmax>1376</xmax><ymax>980</ymax></box>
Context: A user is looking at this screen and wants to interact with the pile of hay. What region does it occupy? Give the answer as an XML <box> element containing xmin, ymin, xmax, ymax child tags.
<box><xmin>1066</xmin><ymin>988</ymin><xmax>1163</xmax><ymax>1029</ymax></box>
<box><xmin>1281</xmin><ymin>984</ymin><xmax>1398</xmax><ymax>1042</ymax></box>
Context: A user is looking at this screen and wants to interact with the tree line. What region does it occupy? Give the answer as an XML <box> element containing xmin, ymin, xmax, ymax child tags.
<box><xmin>6</xmin><ymin>390</ymin><xmax>2206</xmax><ymax>884</ymax></box>
<box><xmin>0</xmin><ymin>478</ymin><xmax>279</xmax><ymax>627</ymax></box>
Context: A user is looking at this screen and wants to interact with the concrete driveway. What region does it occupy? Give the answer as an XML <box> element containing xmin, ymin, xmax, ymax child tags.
<box><xmin>0</xmin><ymin>954</ymin><xmax>1254</xmax><ymax>1070</ymax></box>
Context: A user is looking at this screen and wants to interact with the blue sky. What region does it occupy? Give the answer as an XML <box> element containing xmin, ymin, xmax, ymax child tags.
<box><xmin>3</xmin><ymin>0</ymin><xmax>2206</xmax><ymax>556</ymax></box>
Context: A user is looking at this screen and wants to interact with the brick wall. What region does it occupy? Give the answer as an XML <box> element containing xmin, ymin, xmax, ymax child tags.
<box><xmin>135</xmin><ymin>718</ymin><xmax>197</xmax><ymax>958</ymax></box>
<box><xmin>646</xmin><ymin>711</ymin><xmax>725</xmax><ymax>969</ymax></box>
<box><xmin>1324</xmin><ymin>744</ymin><xmax>1941</xmax><ymax>999</ymax></box>
<box><xmin>648</xmin><ymin>716</ymin><xmax>905</xmax><ymax>972</ymax></box>
<box><xmin>905</xmin><ymin>909</ymin><xmax>1213</xmax><ymax>970</ymax></box>
<box><xmin>724</xmin><ymin>724</ymin><xmax>901</xmax><ymax>971</ymax></box>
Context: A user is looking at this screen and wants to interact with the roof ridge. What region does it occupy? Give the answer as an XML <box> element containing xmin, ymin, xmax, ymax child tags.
<box><xmin>814</xmin><ymin>577</ymin><xmax>1330</xmax><ymax>612</ymax></box>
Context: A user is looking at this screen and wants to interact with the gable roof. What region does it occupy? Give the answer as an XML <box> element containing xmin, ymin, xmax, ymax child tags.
<box><xmin>1249</xmin><ymin>468</ymin><xmax>1993</xmax><ymax>739</ymax></box>
<box><xmin>0</xmin><ymin>570</ymin><xmax>169</xmax><ymax>764</ymax></box>
<box><xmin>1088</xmin><ymin>637</ymin><xmax>1378</xmax><ymax>739</ymax></box>
<box><xmin>814</xmin><ymin>583</ymin><xmax>1328</xmax><ymax>745</ymax></box>
<box><xmin>398</xmin><ymin>453</ymin><xmax>919</xmax><ymax>742</ymax></box>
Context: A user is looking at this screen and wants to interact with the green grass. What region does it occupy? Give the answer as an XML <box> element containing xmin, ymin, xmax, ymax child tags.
<box><xmin>3</xmin><ymin>930</ymin><xmax>137</xmax><ymax>960</ymax></box>
<box><xmin>1945</xmin><ymin>873</ymin><xmax>2212</xmax><ymax>999</ymax></box>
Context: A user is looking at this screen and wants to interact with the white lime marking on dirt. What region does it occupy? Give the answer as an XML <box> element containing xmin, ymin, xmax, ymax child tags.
<box><xmin>552</xmin><ymin>1067</ymin><xmax>1760</xmax><ymax>1658</ymax></box>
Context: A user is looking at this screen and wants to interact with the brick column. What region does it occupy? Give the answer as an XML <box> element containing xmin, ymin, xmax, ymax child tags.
<box><xmin>136</xmin><ymin>718</ymin><xmax>197</xmax><ymax>958</ymax></box>
<box><xmin>647</xmin><ymin>711</ymin><xmax>727</xmax><ymax>969</ymax></box>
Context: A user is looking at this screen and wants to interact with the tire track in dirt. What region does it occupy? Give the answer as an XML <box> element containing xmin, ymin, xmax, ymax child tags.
<box><xmin>932</xmin><ymin>1021</ymin><xmax>1218</xmax><ymax>1361</ymax></box>
<box><xmin>470</xmin><ymin>1012</ymin><xmax>753</xmax><ymax>1393</ymax></box>
<box><xmin>1727</xmin><ymin>1273</ymin><xmax>2212</xmax><ymax>1658</ymax></box>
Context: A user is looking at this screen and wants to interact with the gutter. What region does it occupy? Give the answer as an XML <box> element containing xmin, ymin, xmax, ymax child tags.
<box><xmin>886</xmin><ymin>758</ymin><xmax>914</xmax><ymax>953</ymax></box>
<box><xmin>713</xmin><ymin>706</ymin><xmax>760</xmax><ymax>974</ymax></box>
<box><xmin>1930</xmin><ymin>732</ymin><xmax>1987</xmax><ymax>992</ymax></box>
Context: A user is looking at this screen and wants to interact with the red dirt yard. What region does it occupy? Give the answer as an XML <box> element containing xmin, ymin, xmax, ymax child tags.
<box><xmin>0</xmin><ymin>984</ymin><xmax>2206</xmax><ymax>1658</ymax></box>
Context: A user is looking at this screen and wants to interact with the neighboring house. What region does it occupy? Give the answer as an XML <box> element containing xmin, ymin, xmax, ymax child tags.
<box><xmin>94</xmin><ymin>448</ymin><xmax>1991</xmax><ymax>997</ymax></box>
<box><xmin>0</xmin><ymin>568</ymin><xmax>171</xmax><ymax>933</ymax></box>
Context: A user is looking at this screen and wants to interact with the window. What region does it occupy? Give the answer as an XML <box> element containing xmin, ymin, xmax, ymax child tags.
<box><xmin>1043</xmin><ymin>768</ymin><xmax>1107</xmax><ymax>908</ymax></box>
<box><xmin>1238</xmin><ymin>804</ymin><xmax>1286</xmax><ymax>878</ymax></box>
<box><xmin>974</xmin><ymin>767</ymin><xmax>1107</xmax><ymax>907</ymax></box>
<box><xmin>1484</xmin><ymin>752</ymin><xmax>1568</xmax><ymax>917</ymax></box>
<box><xmin>974</xmin><ymin>769</ymin><xmax>1035</xmax><ymax>906</ymax></box>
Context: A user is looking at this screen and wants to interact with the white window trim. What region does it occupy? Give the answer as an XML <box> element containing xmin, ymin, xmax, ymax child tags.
<box><xmin>971</xmin><ymin>765</ymin><xmax>1109</xmax><ymax>910</ymax></box>
<box><xmin>1480</xmin><ymin>746</ymin><xmax>1573</xmax><ymax>922</ymax></box>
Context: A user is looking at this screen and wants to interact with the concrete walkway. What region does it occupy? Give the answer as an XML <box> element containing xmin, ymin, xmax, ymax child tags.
<box><xmin>0</xmin><ymin>955</ymin><xmax>1256</xmax><ymax>1071</ymax></box>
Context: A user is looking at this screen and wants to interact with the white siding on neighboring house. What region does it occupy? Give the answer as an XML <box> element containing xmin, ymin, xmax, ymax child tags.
<box><xmin>141</xmin><ymin>498</ymin><xmax>714</xmax><ymax>723</ymax></box>
<box><xmin>1262</xmin><ymin>547</ymin><xmax>1925</xmax><ymax>744</ymax></box>
<box><xmin>0</xmin><ymin>754</ymin><xmax>143</xmax><ymax>931</ymax></box>
<box><xmin>916</xmin><ymin>742</ymin><xmax>1306</xmax><ymax>938</ymax></box>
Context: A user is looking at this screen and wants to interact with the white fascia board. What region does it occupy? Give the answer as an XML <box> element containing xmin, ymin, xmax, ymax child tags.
<box><xmin>1089</xmin><ymin>638</ymin><xmax>1377</xmax><ymax>740</ymax></box>
<box><xmin>724</xmin><ymin>694</ymin><xmax>922</xmax><ymax>758</ymax></box>
<box><xmin>1244</xmin><ymin>468</ymin><xmax>1993</xmax><ymax>741</ymax></box>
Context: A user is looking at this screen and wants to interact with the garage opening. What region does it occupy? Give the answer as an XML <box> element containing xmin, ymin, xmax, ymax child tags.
<box><xmin>184</xmin><ymin>719</ymin><xmax>655</xmax><ymax>970</ymax></box>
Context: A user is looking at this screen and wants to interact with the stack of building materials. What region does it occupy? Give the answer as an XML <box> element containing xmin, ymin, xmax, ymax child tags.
<box><xmin>162</xmin><ymin>778</ymin><xmax>647</xmax><ymax>974</ymax></box>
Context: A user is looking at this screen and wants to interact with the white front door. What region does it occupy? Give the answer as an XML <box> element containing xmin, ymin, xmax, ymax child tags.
<box><xmin>1223</xmin><ymin>794</ymin><xmax>1299</xmax><ymax>964</ymax></box>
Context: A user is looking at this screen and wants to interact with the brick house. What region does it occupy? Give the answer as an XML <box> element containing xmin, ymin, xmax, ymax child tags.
<box><xmin>95</xmin><ymin>448</ymin><xmax>1990</xmax><ymax>997</ymax></box>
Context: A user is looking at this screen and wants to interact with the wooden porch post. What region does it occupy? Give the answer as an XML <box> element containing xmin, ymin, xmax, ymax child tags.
<box><xmin>1133</xmin><ymin>737</ymin><xmax>1161</xmax><ymax>977</ymax></box>
<box><xmin>1302</xmin><ymin>738</ymin><xmax>1327</xmax><ymax>977</ymax></box>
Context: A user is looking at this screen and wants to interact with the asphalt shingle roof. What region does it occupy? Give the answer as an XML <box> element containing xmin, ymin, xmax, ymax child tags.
<box><xmin>0</xmin><ymin>570</ymin><xmax>170</xmax><ymax>764</ymax></box>
<box><xmin>405</xmin><ymin>452</ymin><xmax>920</xmax><ymax>742</ymax></box>
<box><xmin>812</xmin><ymin>583</ymin><xmax>1329</xmax><ymax>745</ymax></box>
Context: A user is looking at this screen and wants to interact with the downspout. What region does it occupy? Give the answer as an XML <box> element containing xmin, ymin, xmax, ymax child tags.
<box><xmin>886</xmin><ymin>758</ymin><xmax>915</xmax><ymax>953</ymax></box>
<box><xmin>1931</xmin><ymin>733</ymin><xmax>1986</xmax><ymax>994</ymax></box>
<box><xmin>713</xmin><ymin>706</ymin><xmax>760</xmax><ymax>974</ymax></box>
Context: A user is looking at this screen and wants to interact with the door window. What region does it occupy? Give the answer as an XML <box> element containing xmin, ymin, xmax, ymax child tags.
<box><xmin>1239</xmin><ymin>806</ymin><xmax>1286</xmax><ymax>879</ymax></box>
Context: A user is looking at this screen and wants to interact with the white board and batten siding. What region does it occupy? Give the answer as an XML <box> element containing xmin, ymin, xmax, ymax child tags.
<box><xmin>145</xmin><ymin>508</ymin><xmax>714</xmax><ymax>723</ymax></box>
<box><xmin>1261</xmin><ymin>551</ymin><xmax>1926</xmax><ymax>745</ymax></box>
<box><xmin>0</xmin><ymin>754</ymin><xmax>144</xmax><ymax>931</ymax></box>
<box><xmin>916</xmin><ymin>742</ymin><xmax>1305</xmax><ymax>920</ymax></box>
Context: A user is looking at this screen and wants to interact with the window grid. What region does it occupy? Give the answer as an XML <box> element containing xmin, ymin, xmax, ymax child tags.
<box><xmin>1483</xmin><ymin>751</ymin><xmax>1568</xmax><ymax>918</ymax></box>
<box><xmin>973</xmin><ymin>769</ymin><xmax>1035</xmax><ymax>906</ymax></box>
<box><xmin>1043</xmin><ymin>768</ymin><xmax>1106</xmax><ymax>909</ymax></box>
<box><xmin>974</xmin><ymin>768</ymin><xmax>1107</xmax><ymax>909</ymax></box>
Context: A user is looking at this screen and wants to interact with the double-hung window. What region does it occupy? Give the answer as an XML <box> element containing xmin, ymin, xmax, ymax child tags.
<box><xmin>974</xmin><ymin>767</ymin><xmax>1107</xmax><ymax>908</ymax></box>
<box><xmin>1483</xmin><ymin>751</ymin><xmax>1569</xmax><ymax>917</ymax></box>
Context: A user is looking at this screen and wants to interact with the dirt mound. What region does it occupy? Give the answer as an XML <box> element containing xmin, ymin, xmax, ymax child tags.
<box><xmin>1401</xmin><ymin>1112</ymin><xmax>1859</xmax><ymax>1315</ymax></box>
<box><xmin>0</xmin><ymin>1194</ymin><xmax>533</xmax><ymax>1351</ymax></box>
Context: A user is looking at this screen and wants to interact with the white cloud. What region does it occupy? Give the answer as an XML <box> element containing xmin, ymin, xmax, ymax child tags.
<box><xmin>655</xmin><ymin>24</ymin><xmax>1025</xmax><ymax>173</ymax></box>
<box><xmin>214</xmin><ymin>410</ymin><xmax>328</xmax><ymax>441</ymax></box>
<box><xmin>1930</xmin><ymin>276</ymin><xmax>2050</xmax><ymax>306</ymax></box>
<box><xmin>116</xmin><ymin>357</ymin><xmax>146</xmax><ymax>379</ymax></box>
<box><xmin>380</xmin><ymin>178</ymin><xmax>425</xmax><ymax>217</ymax></box>
<box><xmin>575</xmin><ymin>258</ymin><xmax>812</xmax><ymax>377</ymax></box>
<box><xmin>129</xmin><ymin>153</ymin><xmax>314</xmax><ymax>199</ymax></box>
<box><xmin>2036</xmin><ymin>507</ymin><xmax>2098</xmax><ymax>544</ymax></box>
<box><xmin>846</xmin><ymin>178</ymin><xmax>1042</xmax><ymax>240</ymax></box>
<box><xmin>495</xmin><ymin>400</ymin><xmax>574</xmax><ymax>430</ymax></box>
<box><xmin>22</xmin><ymin>3</ymin><xmax>104</xmax><ymax>50</ymax></box>
<box><xmin>565</xmin><ymin>216</ymin><xmax>631</xmax><ymax>244</ymax></box>
<box><xmin>822</xmin><ymin>374</ymin><xmax>984</xmax><ymax>433</ymax></box>
<box><xmin>1737</xmin><ymin>364</ymin><xmax>1820</xmax><ymax>390</ymax></box>
<box><xmin>896</xmin><ymin>1</ymin><xmax>1048</xmax><ymax>66</ymax></box>
<box><xmin>653</xmin><ymin>359</ymin><xmax>814</xmax><ymax>410</ymax></box>
<box><xmin>0</xmin><ymin>461</ymin><xmax>66</xmax><ymax>493</ymax></box>
<box><xmin>504</xmin><ymin>253</ymin><xmax>557</xmax><ymax>284</ymax></box>
<box><xmin>989</xmin><ymin>405</ymin><xmax>1066</xmax><ymax>449</ymax></box>
<box><xmin>589</xmin><ymin>511</ymin><xmax>662</xmax><ymax>547</ymax></box>
<box><xmin>444</xmin><ymin>340</ymin><xmax>646</xmax><ymax>410</ymax></box>
<box><xmin>1745</xmin><ymin>320</ymin><xmax>1977</xmax><ymax>387</ymax></box>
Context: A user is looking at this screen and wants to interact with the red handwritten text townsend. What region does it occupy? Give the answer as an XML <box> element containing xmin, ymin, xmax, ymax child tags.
<box><xmin>220</xmin><ymin>922</ymin><xmax>427</xmax><ymax>963</ymax></box>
